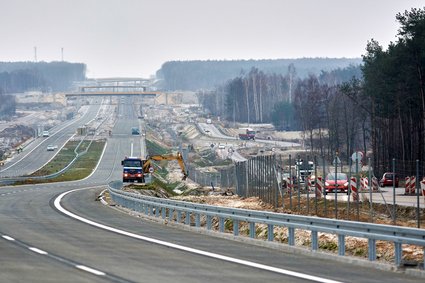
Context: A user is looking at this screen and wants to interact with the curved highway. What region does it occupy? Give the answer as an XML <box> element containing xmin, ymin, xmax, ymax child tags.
<box><xmin>0</xmin><ymin>98</ymin><xmax>422</xmax><ymax>282</ymax></box>
<box><xmin>0</xmin><ymin>103</ymin><xmax>102</xmax><ymax>178</ymax></box>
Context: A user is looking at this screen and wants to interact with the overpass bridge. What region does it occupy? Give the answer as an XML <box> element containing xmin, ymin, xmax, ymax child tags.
<box><xmin>67</xmin><ymin>77</ymin><xmax>162</xmax><ymax>99</ymax></box>
<box><xmin>65</xmin><ymin>91</ymin><xmax>160</xmax><ymax>98</ymax></box>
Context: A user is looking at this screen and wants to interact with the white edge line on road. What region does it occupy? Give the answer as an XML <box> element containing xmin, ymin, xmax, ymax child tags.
<box><xmin>2</xmin><ymin>235</ymin><xmax>15</xmax><ymax>241</ymax></box>
<box><xmin>54</xmin><ymin>188</ymin><xmax>344</xmax><ymax>283</ymax></box>
<box><xmin>29</xmin><ymin>247</ymin><xmax>48</xmax><ymax>255</ymax></box>
<box><xmin>84</xmin><ymin>142</ymin><xmax>107</xmax><ymax>181</ymax></box>
<box><xmin>0</xmin><ymin>105</ymin><xmax>91</xmax><ymax>173</ymax></box>
<box><xmin>75</xmin><ymin>265</ymin><xmax>106</xmax><ymax>276</ymax></box>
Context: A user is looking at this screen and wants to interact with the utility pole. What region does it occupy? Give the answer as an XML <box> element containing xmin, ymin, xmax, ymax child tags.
<box><xmin>61</xmin><ymin>47</ymin><xmax>64</xmax><ymax>61</ymax></box>
<box><xmin>34</xmin><ymin>46</ymin><xmax>37</xmax><ymax>62</ymax></box>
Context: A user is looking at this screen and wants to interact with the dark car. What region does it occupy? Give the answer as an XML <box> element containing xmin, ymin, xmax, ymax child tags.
<box><xmin>379</xmin><ymin>172</ymin><xmax>399</xmax><ymax>187</ymax></box>
<box><xmin>131</xmin><ymin>127</ymin><xmax>140</xmax><ymax>135</ymax></box>
<box><xmin>324</xmin><ymin>173</ymin><xmax>349</xmax><ymax>195</ymax></box>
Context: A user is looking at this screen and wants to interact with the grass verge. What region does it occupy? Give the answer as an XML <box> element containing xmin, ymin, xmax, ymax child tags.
<box><xmin>20</xmin><ymin>140</ymin><xmax>105</xmax><ymax>184</ymax></box>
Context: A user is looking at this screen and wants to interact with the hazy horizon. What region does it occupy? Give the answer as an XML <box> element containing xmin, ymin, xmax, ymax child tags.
<box><xmin>1</xmin><ymin>0</ymin><xmax>424</xmax><ymax>78</ymax></box>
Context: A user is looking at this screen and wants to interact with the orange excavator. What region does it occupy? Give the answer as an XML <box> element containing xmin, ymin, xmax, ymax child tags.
<box><xmin>122</xmin><ymin>152</ymin><xmax>187</xmax><ymax>183</ymax></box>
<box><xmin>143</xmin><ymin>152</ymin><xmax>188</xmax><ymax>180</ymax></box>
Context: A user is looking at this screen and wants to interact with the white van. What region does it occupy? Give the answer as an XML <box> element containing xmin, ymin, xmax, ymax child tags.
<box><xmin>42</xmin><ymin>131</ymin><xmax>50</xmax><ymax>137</ymax></box>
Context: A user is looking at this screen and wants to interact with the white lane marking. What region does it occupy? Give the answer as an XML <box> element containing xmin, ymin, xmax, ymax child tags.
<box><xmin>85</xmin><ymin>142</ymin><xmax>107</xmax><ymax>181</ymax></box>
<box><xmin>0</xmin><ymin>106</ymin><xmax>91</xmax><ymax>173</ymax></box>
<box><xmin>55</xmin><ymin>189</ymin><xmax>344</xmax><ymax>283</ymax></box>
<box><xmin>29</xmin><ymin>247</ymin><xmax>48</xmax><ymax>255</ymax></box>
<box><xmin>75</xmin><ymin>265</ymin><xmax>106</xmax><ymax>276</ymax></box>
<box><xmin>2</xmin><ymin>235</ymin><xmax>15</xmax><ymax>241</ymax></box>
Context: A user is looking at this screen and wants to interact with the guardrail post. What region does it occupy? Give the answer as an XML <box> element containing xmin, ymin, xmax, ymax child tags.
<box><xmin>195</xmin><ymin>213</ymin><xmax>200</xmax><ymax>227</ymax></box>
<box><xmin>149</xmin><ymin>205</ymin><xmax>154</xmax><ymax>216</ymax></box>
<box><xmin>206</xmin><ymin>215</ymin><xmax>212</xmax><ymax>230</ymax></box>
<box><xmin>249</xmin><ymin>222</ymin><xmax>255</xmax><ymax>238</ymax></box>
<box><xmin>168</xmin><ymin>208</ymin><xmax>173</xmax><ymax>221</ymax></box>
<box><xmin>161</xmin><ymin>207</ymin><xmax>166</xmax><ymax>219</ymax></box>
<box><xmin>394</xmin><ymin>242</ymin><xmax>402</xmax><ymax>266</ymax></box>
<box><xmin>267</xmin><ymin>224</ymin><xmax>274</xmax><ymax>241</ymax></box>
<box><xmin>288</xmin><ymin>227</ymin><xmax>295</xmax><ymax>246</ymax></box>
<box><xmin>311</xmin><ymin>230</ymin><xmax>318</xmax><ymax>251</ymax></box>
<box><xmin>368</xmin><ymin>239</ymin><xmax>376</xmax><ymax>261</ymax></box>
<box><xmin>233</xmin><ymin>220</ymin><xmax>239</xmax><ymax>236</ymax></box>
<box><xmin>338</xmin><ymin>234</ymin><xmax>345</xmax><ymax>256</ymax></box>
<box><xmin>185</xmin><ymin>211</ymin><xmax>191</xmax><ymax>225</ymax></box>
<box><xmin>423</xmin><ymin>247</ymin><xmax>425</xmax><ymax>269</ymax></box>
<box><xmin>219</xmin><ymin>217</ymin><xmax>225</xmax><ymax>233</ymax></box>
<box><xmin>155</xmin><ymin>206</ymin><xmax>160</xmax><ymax>217</ymax></box>
<box><xmin>177</xmin><ymin>211</ymin><xmax>182</xmax><ymax>223</ymax></box>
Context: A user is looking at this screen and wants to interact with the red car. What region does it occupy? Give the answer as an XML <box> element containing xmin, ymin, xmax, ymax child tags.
<box><xmin>324</xmin><ymin>173</ymin><xmax>349</xmax><ymax>195</ymax></box>
<box><xmin>379</xmin><ymin>172</ymin><xmax>399</xmax><ymax>187</ymax></box>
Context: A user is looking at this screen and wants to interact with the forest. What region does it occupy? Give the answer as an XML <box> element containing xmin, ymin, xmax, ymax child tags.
<box><xmin>197</xmin><ymin>7</ymin><xmax>425</xmax><ymax>176</ymax></box>
<box><xmin>0</xmin><ymin>61</ymin><xmax>86</xmax><ymax>119</ymax></box>
<box><xmin>0</xmin><ymin>61</ymin><xmax>86</xmax><ymax>93</ymax></box>
<box><xmin>156</xmin><ymin>58</ymin><xmax>361</xmax><ymax>91</ymax></box>
<box><xmin>0</xmin><ymin>93</ymin><xmax>16</xmax><ymax>119</ymax></box>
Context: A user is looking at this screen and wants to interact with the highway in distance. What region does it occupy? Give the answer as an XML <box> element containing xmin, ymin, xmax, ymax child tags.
<box><xmin>0</xmin><ymin>98</ymin><xmax>423</xmax><ymax>283</ymax></box>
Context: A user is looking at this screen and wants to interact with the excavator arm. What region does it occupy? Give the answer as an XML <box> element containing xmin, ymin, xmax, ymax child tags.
<box><xmin>142</xmin><ymin>152</ymin><xmax>188</xmax><ymax>180</ymax></box>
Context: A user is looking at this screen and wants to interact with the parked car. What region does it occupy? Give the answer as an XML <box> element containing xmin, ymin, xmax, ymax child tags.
<box><xmin>379</xmin><ymin>172</ymin><xmax>399</xmax><ymax>187</ymax></box>
<box><xmin>324</xmin><ymin>172</ymin><xmax>349</xmax><ymax>195</ymax></box>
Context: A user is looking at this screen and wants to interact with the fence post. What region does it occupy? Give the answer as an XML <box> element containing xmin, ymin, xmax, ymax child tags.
<box><xmin>306</xmin><ymin>155</ymin><xmax>310</xmax><ymax>214</ymax></box>
<box><xmin>347</xmin><ymin>158</ymin><xmax>352</xmax><ymax>220</ymax></box>
<box><xmin>356</xmin><ymin>158</ymin><xmax>360</xmax><ymax>221</ymax></box>
<box><xmin>416</xmin><ymin>159</ymin><xmax>420</xmax><ymax>229</ymax></box>
<box><xmin>393</xmin><ymin>158</ymin><xmax>396</xmax><ymax>225</ymax></box>
<box><xmin>289</xmin><ymin>154</ymin><xmax>293</xmax><ymax>211</ymax></box>
<box><xmin>314</xmin><ymin>155</ymin><xmax>318</xmax><ymax>216</ymax></box>
<box><xmin>334</xmin><ymin>153</ymin><xmax>338</xmax><ymax>219</ymax></box>
<box><xmin>368</xmin><ymin>157</ymin><xmax>373</xmax><ymax>223</ymax></box>
<box><xmin>323</xmin><ymin>156</ymin><xmax>327</xmax><ymax>217</ymax></box>
<box><xmin>297</xmin><ymin>155</ymin><xmax>301</xmax><ymax>211</ymax></box>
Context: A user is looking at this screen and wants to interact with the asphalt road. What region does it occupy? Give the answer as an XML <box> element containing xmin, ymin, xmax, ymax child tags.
<box><xmin>0</xmin><ymin>103</ymin><xmax>102</xmax><ymax>178</ymax></box>
<box><xmin>0</xmin><ymin>98</ymin><xmax>423</xmax><ymax>282</ymax></box>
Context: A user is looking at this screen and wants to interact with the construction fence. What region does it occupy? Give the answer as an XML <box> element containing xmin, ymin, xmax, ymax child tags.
<box><xmin>187</xmin><ymin>153</ymin><xmax>425</xmax><ymax>227</ymax></box>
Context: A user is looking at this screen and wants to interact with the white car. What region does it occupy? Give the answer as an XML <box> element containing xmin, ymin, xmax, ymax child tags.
<box><xmin>47</xmin><ymin>145</ymin><xmax>55</xmax><ymax>151</ymax></box>
<box><xmin>218</xmin><ymin>144</ymin><xmax>225</xmax><ymax>149</ymax></box>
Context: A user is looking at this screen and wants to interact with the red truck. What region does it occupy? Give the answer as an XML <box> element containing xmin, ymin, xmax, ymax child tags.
<box><xmin>238</xmin><ymin>128</ymin><xmax>256</xmax><ymax>140</ymax></box>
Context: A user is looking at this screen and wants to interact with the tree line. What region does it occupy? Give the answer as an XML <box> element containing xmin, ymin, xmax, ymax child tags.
<box><xmin>356</xmin><ymin>7</ymin><xmax>425</xmax><ymax>175</ymax></box>
<box><xmin>198</xmin><ymin>7</ymin><xmax>425</xmax><ymax>176</ymax></box>
<box><xmin>198</xmin><ymin>65</ymin><xmax>363</xmax><ymax>159</ymax></box>
<box><xmin>0</xmin><ymin>93</ymin><xmax>16</xmax><ymax>119</ymax></box>
<box><xmin>157</xmin><ymin>58</ymin><xmax>361</xmax><ymax>91</ymax></box>
<box><xmin>0</xmin><ymin>61</ymin><xmax>86</xmax><ymax>93</ymax></box>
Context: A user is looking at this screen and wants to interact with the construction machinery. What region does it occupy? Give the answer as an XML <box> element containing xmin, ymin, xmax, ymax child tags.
<box><xmin>238</xmin><ymin>128</ymin><xmax>256</xmax><ymax>140</ymax></box>
<box><xmin>295</xmin><ymin>159</ymin><xmax>315</xmax><ymax>184</ymax></box>
<box><xmin>121</xmin><ymin>152</ymin><xmax>187</xmax><ymax>183</ymax></box>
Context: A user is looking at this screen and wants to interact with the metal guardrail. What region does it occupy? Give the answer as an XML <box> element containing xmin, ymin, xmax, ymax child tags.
<box><xmin>108</xmin><ymin>181</ymin><xmax>425</xmax><ymax>268</ymax></box>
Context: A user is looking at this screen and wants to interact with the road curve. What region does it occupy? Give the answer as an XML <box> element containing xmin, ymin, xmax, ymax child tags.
<box><xmin>0</xmin><ymin>98</ymin><xmax>422</xmax><ymax>283</ymax></box>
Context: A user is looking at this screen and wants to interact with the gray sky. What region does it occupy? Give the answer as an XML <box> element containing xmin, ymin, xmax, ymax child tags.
<box><xmin>1</xmin><ymin>0</ymin><xmax>424</xmax><ymax>78</ymax></box>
